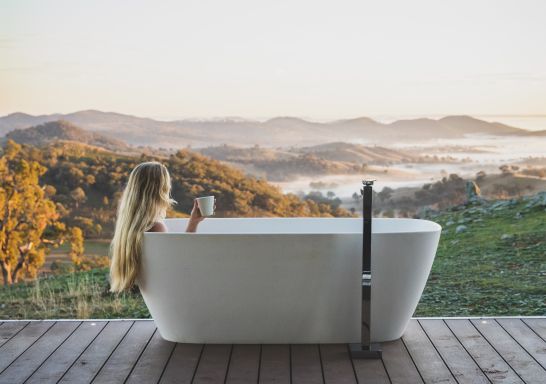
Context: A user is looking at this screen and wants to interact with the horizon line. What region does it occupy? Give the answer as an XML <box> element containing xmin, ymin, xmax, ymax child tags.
<box><xmin>3</xmin><ymin>109</ymin><xmax>546</xmax><ymax>123</ymax></box>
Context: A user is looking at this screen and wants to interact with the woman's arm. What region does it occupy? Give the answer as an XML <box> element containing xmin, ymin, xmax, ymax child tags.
<box><xmin>186</xmin><ymin>199</ymin><xmax>205</xmax><ymax>232</ymax></box>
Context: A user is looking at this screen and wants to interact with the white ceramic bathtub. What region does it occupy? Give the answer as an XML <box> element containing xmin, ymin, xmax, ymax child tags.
<box><xmin>140</xmin><ymin>218</ymin><xmax>441</xmax><ymax>343</ymax></box>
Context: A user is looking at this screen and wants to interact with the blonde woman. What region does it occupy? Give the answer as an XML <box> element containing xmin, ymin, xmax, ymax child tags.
<box><xmin>109</xmin><ymin>161</ymin><xmax>204</xmax><ymax>293</ymax></box>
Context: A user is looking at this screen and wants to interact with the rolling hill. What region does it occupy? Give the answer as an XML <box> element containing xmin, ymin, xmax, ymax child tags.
<box><xmin>198</xmin><ymin>143</ymin><xmax>423</xmax><ymax>181</ymax></box>
<box><xmin>4</xmin><ymin>120</ymin><xmax>128</xmax><ymax>151</ymax></box>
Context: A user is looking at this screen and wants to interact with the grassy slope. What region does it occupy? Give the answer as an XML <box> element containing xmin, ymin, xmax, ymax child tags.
<box><xmin>416</xmin><ymin>193</ymin><xmax>545</xmax><ymax>316</ymax></box>
<box><xmin>0</xmin><ymin>193</ymin><xmax>544</xmax><ymax>319</ymax></box>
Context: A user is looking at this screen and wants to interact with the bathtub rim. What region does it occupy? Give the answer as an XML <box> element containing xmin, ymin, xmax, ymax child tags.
<box><xmin>152</xmin><ymin>217</ymin><xmax>442</xmax><ymax>235</ymax></box>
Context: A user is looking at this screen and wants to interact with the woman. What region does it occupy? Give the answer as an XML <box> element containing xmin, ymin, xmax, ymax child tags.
<box><xmin>109</xmin><ymin>161</ymin><xmax>204</xmax><ymax>293</ymax></box>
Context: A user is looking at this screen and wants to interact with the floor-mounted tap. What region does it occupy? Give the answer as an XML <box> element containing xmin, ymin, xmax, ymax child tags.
<box><xmin>349</xmin><ymin>179</ymin><xmax>382</xmax><ymax>358</ymax></box>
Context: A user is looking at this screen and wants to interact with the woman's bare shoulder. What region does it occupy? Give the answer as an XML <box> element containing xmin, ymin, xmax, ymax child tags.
<box><xmin>147</xmin><ymin>221</ymin><xmax>168</xmax><ymax>232</ymax></box>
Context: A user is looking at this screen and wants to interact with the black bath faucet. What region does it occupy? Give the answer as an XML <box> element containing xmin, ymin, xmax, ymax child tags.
<box><xmin>349</xmin><ymin>179</ymin><xmax>382</xmax><ymax>358</ymax></box>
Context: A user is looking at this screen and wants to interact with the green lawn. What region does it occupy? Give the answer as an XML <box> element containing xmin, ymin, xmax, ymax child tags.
<box><xmin>0</xmin><ymin>194</ymin><xmax>544</xmax><ymax>319</ymax></box>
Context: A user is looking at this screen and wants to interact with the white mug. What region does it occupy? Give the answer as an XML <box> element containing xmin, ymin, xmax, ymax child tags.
<box><xmin>196</xmin><ymin>196</ymin><xmax>215</xmax><ymax>216</ymax></box>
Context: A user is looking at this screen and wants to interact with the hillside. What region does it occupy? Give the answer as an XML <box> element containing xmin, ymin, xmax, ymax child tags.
<box><xmin>4</xmin><ymin>120</ymin><xmax>128</xmax><ymax>151</ymax></box>
<box><xmin>293</xmin><ymin>142</ymin><xmax>418</xmax><ymax>164</ymax></box>
<box><xmin>0</xmin><ymin>110</ymin><xmax>538</xmax><ymax>148</ymax></box>
<box><xmin>344</xmin><ymin>171</ymin><xmax>546</xmax><ymax>218</ymax></box>
<box><xmin>1</xmin><ymin>191</ymin><xmax>543</xmax><ymax>319</ymax></box>
<box><xmin>199</xmin><ymin>142</ymin><xmax>465</xmax><ymax>181</ymax></box>
<box><xmin>1</xmin><ymin>140</ymin><xmax>350</xmax><ymax>239</ymax></box>
<box><xmin>416</xmin><ymin>192</ymin><xmax>546</xmax><ymax>316</ymax></box>
<box><xmin>199</xmin><ymin>144</ymin><xmax>293</xmax><ymax>162</ymax></box>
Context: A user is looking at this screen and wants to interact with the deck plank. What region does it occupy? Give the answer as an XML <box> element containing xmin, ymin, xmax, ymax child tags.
<box><xmin>290</xmin><ymin>344</ymin><xmax>323</xmax><ymax>384</ymax></box>
<box><xmin>496</xmin><ymin>318</ymin><xmax>546</xmax><ymax>369</ymax></box>
<box><xmin>351</xmin><ymin>355</ymin><xmax>389</xmax><ymax>384</ymax></box>
<box><xmin>0</xmin><ymin>321</ymin><xmax>80</xmax><ymax>384</ymax></box>
<box><xmin>92</xmin><ymin>320</ymin><xmax>156</xmax><ymax>384</ymax></box>
<box><xmin>320</xmin><ymin>344</ymin><xmax>356</xmax><ymax>384</ymax></box>
<box><xmin>446</xmin><ymin>319</ymin><xmax>523</xmax><ymax>383</ymax></box>
<box><xmin>125</xmin><ymin>330</ymin><xmax>175</xmax><ymax>384</ymax></box>
<box><xmin>381</xmin><ymin>338</ymin><xmax>423</xmax><ymax>384</ymax></box>
<box><xmin>0</xmin><ymin>321</ymin><xmax>54</xmax><ymax>374</ymax></box>
<box><xmin>59</xmin><ymin>321</ymin><xmax>133</xmax><ymax>383</ymax></box>
<box><xmin>192</xmin><ymin>344</ymin><xmax>232</xmax><ymax>384</ymax></box>
<box><xmin>471</xmin><ymin>318</ymin><xmax>546</xmax><ymax>383</ymax></box>
<box><xmin>523</xmin><ymin>318</ymin><xmax>546</xmax><ymax>341</ymax></box>
<box><xmin>26</xmin><ymin>321</ymin><xmax>107</xmax><ymax>384</ymax></box>
<box><xmin>259</xmin><ymin>344</ymin><xmax>290</xmax><ymax>384</ymax></box>
<box><xmin>226</xmin><ymin>344</ymin><xmax>261</xmax><ymax>384</ymax></box>
<box><xmin>420</xmin><ymin>319</ymin><xmax>489</xmax><ymax>384</ymax></box>
<box><xmin>0</xmin><ymin>321</ymin><xmax>28</xmax><ymax>348</ymax></box>
<box><xmin>159</xmin><ymin>343</ymin><xmax>203</xmax><ymax>384</ymax></box>
<box><xmin>402</xmin><ymin>319</ymin><xmax>456</xmax><ymax>383</ymax></box>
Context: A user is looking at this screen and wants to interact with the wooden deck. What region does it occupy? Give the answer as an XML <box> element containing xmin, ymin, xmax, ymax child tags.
<box><xmin>0</xmin><ymin>317</ymin><xmax>544</xmax><ymax>383</ymax></box>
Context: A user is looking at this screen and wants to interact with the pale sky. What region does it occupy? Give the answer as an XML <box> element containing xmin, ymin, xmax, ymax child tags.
<box><xmin>1</xmin><ymin>0</ymin><xmax>545</xmax><ymax>119</ymax></box>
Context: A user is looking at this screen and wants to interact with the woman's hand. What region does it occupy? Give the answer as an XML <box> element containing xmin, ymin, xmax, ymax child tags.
<box><xmin>186</xmin><ymin>200</ymin><xmax>205</xmax><ymax>232</ymax></box>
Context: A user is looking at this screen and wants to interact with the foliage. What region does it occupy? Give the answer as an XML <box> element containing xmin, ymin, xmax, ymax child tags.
<box><xmin>69</xmin><ymin>227</ymin><xmax>84</xmax><ymax>266</ymax></box>
<box><xmin>5</xmin><ymin>142</ymin><xmax>351</xmax><ymax>238</ymax></box>
<box><xmin>301</xmin><ymin>190</ymin><xmax>345</xmax><ymax>214</ymax></box>
<box><xmin>414</xmin><ymin>173</ymin><xmax>466</xmax><ymax>208</ymax></box>
<box><xmin>0</xmin><ymin>141</ymin><xmax>66</xmax><ymax>285</ymax></box>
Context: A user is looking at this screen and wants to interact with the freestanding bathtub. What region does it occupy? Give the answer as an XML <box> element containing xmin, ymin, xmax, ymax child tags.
<box><xmin>140</xmin><ymin>217</ymin><xmax>441</xmax><ymax>343</ymax></box>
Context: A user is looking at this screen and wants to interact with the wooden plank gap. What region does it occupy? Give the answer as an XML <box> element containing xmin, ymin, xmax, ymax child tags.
<box><xmin>0</xmin><ymin>321</ymin><xmax>55</xmax><ymax>375</ymax></box>
<box><xmin>446</xmin><ymin>319</ymin><xmax>523</xmax><ymax>383</ymax></box>
<box><xmin>156</xmin><ymin>337</ymin><xmax>177</xmax><ymax>383</ymax></box>
<box><xmin>495</xmin><ymin>319</ymin><xmax>546</xmax><ymax>370</ymax></box>
<box><xmin>400</xmin><ymin>337</ymin><xmax>426</xmax><ymax>383</ymax></box>
<box><xmin>122</xmin><ymin>327</ymin><xmax>159</xmax><ymax>382</ymax></box>
<box><xmin>471</xmin><ymin>318</ymin><xmax>545</xmax><ymax>383</ymax></box>
<box><xmin>87</xmin><ymin>321</ymin><xmax>137</xmax><ymax>383</ymax></box>
<box><xmin>22</xmin><ymin>321</ymin><xmax>87</xmax><ymax>384</ymax></box>
<box><xmin>0</xmin><ymin>321</ymin><xmax>30</xmax><ymax>349</ymax></box>
<box><xmin>522</xmin><ymin>318</ymin><xmax>546</xmax><ymax>342</ymax></box>
<box><xmin>415</xmin><ymin>319</ymin><xmax>457</xmax><ymax>382</ymax></box>
<box><xmin>189</xmin><ymin>344</ymin><xmax>205</xmax><ymax>384</ymax></box>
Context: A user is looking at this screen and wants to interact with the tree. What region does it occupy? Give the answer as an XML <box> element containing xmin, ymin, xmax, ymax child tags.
<box><xmin>69</xmin><ymin>227</ymin><xmax>85</xmax><ymax>267</ymax></box>
<box><xmin>0</xmin><ymin>140</ymin><xmax>65</xmax><ymax>285</ymax></box>
<box><xmin>352</xmin><ymin>192</ymin><xmax>361</xmax><ymax>203</ymax></box>
<box><xmin>70</xmin><ymin>187</ymin><xmax>87</xmax><ymax>208</ymax></box>
<box><xmin>378</xmin><ymin>187</ymin><xmax>394</xmax><ymax>202</ymax></box>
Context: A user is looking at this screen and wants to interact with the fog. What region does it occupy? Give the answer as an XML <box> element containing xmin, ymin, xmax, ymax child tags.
<box><xmin>273</xmin><ymin>135</ymin><xmax>546</xmax><ymax>199</ymax></box>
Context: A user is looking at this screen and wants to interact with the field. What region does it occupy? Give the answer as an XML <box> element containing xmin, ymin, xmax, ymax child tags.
<box><xmin>0</xmin><ymin>193</ymin><xmax>544</xmax><ymax>319</ymax></box>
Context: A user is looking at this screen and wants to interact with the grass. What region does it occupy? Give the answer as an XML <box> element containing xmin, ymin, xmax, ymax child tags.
<box><xmin>0</xmin><ymin>193</ymin><xmax>544</xmax><ymax>319</ymax></box>
<box><xmin>415</xmin><ymin>195</ymin><xmax>546</xmax><ymax>316</ymax></box>
<box><xmin>0</xmin><ymin>269</ymin><xmax>149</xmax><ymax>319</ymax></box>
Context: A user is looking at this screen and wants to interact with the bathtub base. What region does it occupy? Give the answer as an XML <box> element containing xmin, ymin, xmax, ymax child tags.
<box><xmin>349</xmin><ymin>343</ymin><xmax>383</xmax><ymax>358</ymax></box>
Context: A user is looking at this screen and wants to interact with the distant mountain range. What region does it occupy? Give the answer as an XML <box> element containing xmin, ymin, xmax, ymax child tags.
<box><xmin>0</xmin><ymin>110</ymin><xmax>544</xmax><ymax>148</ymax></box>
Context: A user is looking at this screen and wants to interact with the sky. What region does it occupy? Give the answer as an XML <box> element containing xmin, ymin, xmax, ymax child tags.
<box><xmin>1</xmin><ymin>0</ymin><xmax>546</xmax><ymax>120</ymax></box>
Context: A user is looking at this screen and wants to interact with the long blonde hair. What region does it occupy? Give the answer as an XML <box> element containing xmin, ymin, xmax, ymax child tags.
<box><xmin>109</xmin><ymin>161</ymin><xmax>175</xmax><ymax>293</ymax></box>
